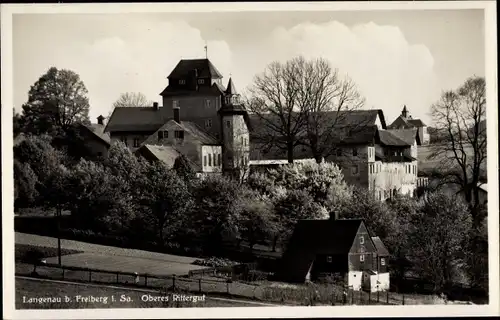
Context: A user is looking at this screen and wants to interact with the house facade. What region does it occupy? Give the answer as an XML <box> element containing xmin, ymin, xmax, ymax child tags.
<box><xmin>278</xmin><ymin>218</ymin><xmax>390</xmax><ymax>291</ymax></box>
<box><xmin>104</xmin><ymin>58</ymin><xmax>250</xmax><ymax>177</ymax></box>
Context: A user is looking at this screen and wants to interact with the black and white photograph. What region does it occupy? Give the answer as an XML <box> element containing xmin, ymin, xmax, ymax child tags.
<box><xmin>1</xmin><ymin>1</ymin><xmax>498</xmax><ymax>319</ymax></box>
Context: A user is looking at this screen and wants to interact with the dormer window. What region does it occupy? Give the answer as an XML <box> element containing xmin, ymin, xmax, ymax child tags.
<box><xmin>360</xmin><ymin>236</ymin><xmax>365</xmax><ymax>244</ymax></box>
<box><xmin>179</xmin><ymin>79</ymin><xmax>186</xmax><ymax>85</ymax></box>
<box><xmin>198</xmin><ymin>79</ymin><xmax>205</xmax><ymax>84</ymax></box>
<box><xmin>175</xmin><ymin>130</ymin><xmax>184</xmax><ymax>139</ymax></box>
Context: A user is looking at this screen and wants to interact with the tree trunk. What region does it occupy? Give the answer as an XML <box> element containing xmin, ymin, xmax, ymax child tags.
<box><xmin>287</xmin><ymin>141</ymin><xmax>294</xmax><ymax>164</ymax></box>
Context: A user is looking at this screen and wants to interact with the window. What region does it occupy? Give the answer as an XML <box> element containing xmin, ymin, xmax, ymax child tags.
<box><xmin>175</xmin><ymin>130</ymin><xmax>184</xmax><ymax>139</ymax></box>
<box><xmin>378</xmin><ymin>190</ymin><xmax>382</xmax><ymax>200</ymax></box>
<box><xmin>336</xmin><ymin>148</ymin><xmax>342</xmax><ymax>156</ymax></box>
<box><xmin>173</xmin><ymin>100</ymin><xmax>179</xmax><ymax>108</ymax></box>
<box><xmin>203</xmin><ymin>155</ymin><xmax>207</xmax><ymax>167</ymax></box>
<box><xmin>120</xmin><ymin>136</ymin><xmax>128</xmax><ymax>146</ymax></box>
<box><xmin>350</xmin><ymin>165</ymin><xmax>359</xmax><ymax>175</ymax></box>
<box><xmin>158</xmin><ymin>131</ymin><xmax>164</xmax><ymax>141</ymax></box>
<box><xmin>226</xmin><ymin>120</ymin><xmax>231</xmax><ymax>128</ymax></box>
<box><xmin>133</xmin><ymin>138</ymin><xmax>140</xmax><ymax>147</ymax></box>
<box><xmin>381</xmin><ymin>258</ymin><xmax>386</xmax><ymax>266</ymax></box>
<box><xmin>205</xmin><ymin>100</ymin><xmax>211</xmax><ymax>108</ymax></box>
<box><xmin>198</xmin><ymin>79</ymin><xmax>205</xmax><ymax>84</ymax></box>
<box><xmin>326</xmin><ymin>256</ymin><xmax>332</xmax><ymax>263</ymax></box>
<box><xmin>179</xmin><ymin>79</ymin><xmax>186</xmax><ymax>85</ymax></box>
<box><xmin>208</xmin><ymin>154</ymin><xmax>212</xmax><ymax>166</ymax></box>
<box><xmin>217</xmin><ymin>154</ymin><xmax>221</xmax><ymax>166</ymax></box>
<box><xmin>360</xmin><ymin>236</ymin><xmax>365</xmax><ymax>244</ymax></box>
<box><xmin>360</xmin><ymin>254</ymin><xmax>365</xmax><ymax>262</ymax></box>
<box><xmin>205</xmin><ymin>119</ymin><xmax>212</xmax><ymax>128</ymax></box>
<box><xmin>352</xmin><ymin>148</ymin><xmax>358</xmax><ymax>156</ymax></box>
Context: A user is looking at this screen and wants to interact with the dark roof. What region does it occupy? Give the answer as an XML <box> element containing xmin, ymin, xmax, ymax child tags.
<box><xmin>105</xmin><ymin>107</ymin><xmax>168</xmax><ymax>132</ymax></box>
<box><xmin>371</xmin><ymin>237</ymin><xmax>390</xmax><ymax>256</ymax></box>
<box><xmin>167</xmin><ymin>59</ymin><xmax>223</xmax><ymax>79</ymax></box>
<box><xmin>407</xmin><ymin>119</ymin><xmax>426</xmax><ymax>127</ymax></box>
<box><xmin>136</xmin><ymin>144</ymin><xmax>201</xmax><ymax>172</ymax></box>
<box><xmin>378</xmin><ymin>130</ymin><xmax>411</xmax><ymax>147</ymax></box>
<box><xmin>279</xmin><ymin>219</ymin><xmax>364</xmax><ymax>280</ymax></box>
<box><xmin>387</xmin><ymin>128</ymin><xmax>419</xmax><ymax>145</ymax></box>
<box><xmin>160</xmin><ymin>82</ymin><xmax>224</xmax><ymax>97</ymax></box>
<box><xmin>225</xmin><ymin>78</ymin><xmax>237</xmax><ymax>95</ymax></box>
<box><xmin>82</xmin><ymin>123</ymin><xmax>111</xmax><ymax>145</ymax></box>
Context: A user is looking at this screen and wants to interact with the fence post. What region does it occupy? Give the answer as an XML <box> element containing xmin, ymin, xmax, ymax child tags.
<box><xmin>386</xmin><ymin>291</ymin><xmax>389</xmax><ymax>304</ymax></box>
<box><xmin>402</xmin><ymin>293</ymin><xmax>405</xmax><ymax>305</ymax></box>
<box><xmin>368</xmin><ymin>291</ymin><xmax>371</xmax><ymax>305</ymax></box>
<box><xmin>226</xmin><ymin>280</ymin><xmax>230</xmax><ymax>294</ymax></box>
<box><xmin>351</xmin><ymin>291</ymin><xmax>354</xmax><ymax>305</ymax></box>
<box><xmin>172</xmin><ymin>275</ymin><xmax>176</xmax><ymax>290</ymax></box>
<box><xmin>116</xmin><ymin>272</ymin><xmax>119</xmax><ymax>284</ymax></box>
<box><xmin>89</xmin><ymin>270</ymin><xmax>92</xmax><ymax>282</ymax></box>
<box><xmin>62</xmin><ymin>268</ymin><xmax>65</xmax><ymax>280</ymax></box>
<box><xmin>199</xmin><ymin>278</ymin><xmax>202</xmax><ymax>293</ymax></box>
<box><xmin>145</xmin><ymin>275</ymin><xmax>148</xmax><ymax>287</ymax></box>
<box><xmin>377</xmin><ymin>290</ymin><xmax>380</xmax><ymax>303</ymax></box>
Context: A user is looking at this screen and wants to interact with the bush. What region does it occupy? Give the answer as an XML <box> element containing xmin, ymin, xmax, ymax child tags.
<box><xmin>192</xmin><ymin>257</ymin><xmax>239</xmax><ymax>268</ymax></box>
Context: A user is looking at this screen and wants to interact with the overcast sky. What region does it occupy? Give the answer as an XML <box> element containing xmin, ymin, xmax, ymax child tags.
<box><xmin>13</xmin><ymin>9</ymin><xmax>485</xmax><ymax>126</ymax></box>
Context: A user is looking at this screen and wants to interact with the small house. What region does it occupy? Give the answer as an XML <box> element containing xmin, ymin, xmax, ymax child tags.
<box><xmin>278</xmin><ymin>218</ymin><xmax>390</xmax><ymax>291</ymax></box>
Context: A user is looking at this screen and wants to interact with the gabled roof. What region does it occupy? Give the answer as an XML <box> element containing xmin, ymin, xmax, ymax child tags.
<box><xmin>371</xmin><ymin>237</ymin><xmax>390</xmax><ymax>256</ymax></box>
<box><xmin>178</xmin><ymin>121</ymin><xmax>219</xmax><ymax>145</ymax></box>
<box><xmin>378</xmin><ymin>130</ymin><xmax>411</xmax><ymax>147</ymax></box>
<box><xmin>105</xmin><ymin>107</ymin><xmax>168</xmax><ymax>132</ymax></box>
<box><xmin>136</xmin><ymin>144</ymin><xmax>181</xmax><ymax>167</ymax></box>
<box><xmin>387</xmin><ymin>128</ymin><xmax>420</xmax><ymax>145</ymax></box>
<box><xmin>167</xmin><ymin>59</ymin><xmax>223</xmax><ymax>79</ymax></box>
<box><xmin>82</xmin><ymin>123</ymin><xmax>111</xmax><ymax>145</ymax></box>
<box><xmin>407</xmin><ymin>119</ymin><xmax>426</xmax><ymax>127</ymax></box>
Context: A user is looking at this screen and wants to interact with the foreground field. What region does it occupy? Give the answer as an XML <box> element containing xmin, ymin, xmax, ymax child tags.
<box><xmin>15</xmin><ymin>278</ymin><xmax>266</xmax><ymax>309</ymax></box>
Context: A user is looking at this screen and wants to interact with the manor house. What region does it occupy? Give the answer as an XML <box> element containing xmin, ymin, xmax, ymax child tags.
<box><xmin>97</xmin><ymin>58</ymin><xmax>425</xmax><ymax>200</ymax></box>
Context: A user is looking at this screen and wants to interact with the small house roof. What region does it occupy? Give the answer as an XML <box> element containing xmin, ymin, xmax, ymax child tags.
<box><xmin>407</xmin><ymin>119</ymin><xmax>426</xmax><ymax>127</ymax></box>
<box><xmin>105</xmin><ymin>107</ymin><xmax>168</xmax><ymax>132</ymax></box>
<box><xmin>387</xmin><ymin>128</ymin><xmax>420</xmax><ymax>145</ymax></box>
<box><xmin>371</xmin><ymin>236</ymin><xmax>390</xmax><ymax>256</ymax></box>
<box><xmin>82</xmin><ymin>123</ymin><xmax>111</xmax><ymax>145</ymax></box>
<box><xmin>378</xmin><ymin>130</ymin><xmax>411</xmax><ymax>147</ymax></box>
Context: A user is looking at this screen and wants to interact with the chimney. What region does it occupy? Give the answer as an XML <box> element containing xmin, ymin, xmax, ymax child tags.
<box><xmin>153</xmin><ymin>102</ymin><xmax>159</xmax><ymax>110</ymax></box>
<box><xmin>329</xmin><ymin>211</ymin><xmax>339</xmax><ymax>221</ymax></box>
<box><xmin>97</xmin><ymin>115</ymin><xmax>105</xmax><ymax>125</ymax></box>
<box><xmin>173</xmin><ymin>107</ymin><xmax>180</xmax><ymax>123</ymax></box>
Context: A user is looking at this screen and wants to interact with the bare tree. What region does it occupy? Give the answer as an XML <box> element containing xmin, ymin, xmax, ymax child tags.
<box><xmin>112</xmin><ymin>92</ymin><xmax>153</xmax><ymax>109</ymax></box>
<box><xmin>296</xmin><ymin>58</ymin><xmax>366</xmax><ymax>163</ymax></box>
<box><xmin>247</xmin><ymin>57</ymin><xmax>310</xmax><ymax>163</ymax></box>
<box><xmin>430</xmin><ymin>76</ymin><xmax>486</xmax><ymax>226</ymax></box>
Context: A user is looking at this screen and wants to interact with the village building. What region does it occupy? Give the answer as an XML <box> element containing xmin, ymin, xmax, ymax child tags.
<box><xmin>104</xmin><ymin>58</ymin><xmax>250</xmax><ymax>178</ymax></box>
<box><xmin>77</xmin><ymin>115</ymin><xmax>111</xmax><ymax>159</ymax></box>
<box><xmin>101</xmin><ymin>58</ymin><xmax>424</xmax><ymax>198</ymax></box>
<box><xmin>278</xmin><ymin>217</ymin><xmax>390</xmax><ymax>292</ymax></box>
<box><xmin>388</xmin><ymin>105</ymin><xmax>430</xmax><ymax>145</ymax></box>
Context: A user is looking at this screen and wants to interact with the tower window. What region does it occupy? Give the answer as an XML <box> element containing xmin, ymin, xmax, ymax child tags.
<box><xmin>133</xmin><ymin>138</ymin><xmax>140</xmax><ymax>147</ymax></box>
<box><xmin>226</xmin><ymin>120</ymin><xmax>231</xmax><ymax>128</ymax></box>
<box><xmin>381</xmin><ymin>258</ymin><xmax>386</xmax><ymax>266</ymax></box>
<box><xmin>205</xmin><ymin>119</ymin><xmax>212</xmax><ymax>128</ymax></box>
<box><xmin>208</xmin><ymin>154</ymin><xmax>212</xmax><ymax>166</ymax></box>
<box><xmin>352</xmin><ymin>148</ymin><xmax>358</xmax><ymax>156</ymax></box>
<box><xmin>350</xmin><ymin>165</ymin><xmax>359</xmax><ymax>175</ymax></box>
<box><xmin>217</xmin><ymin>154</ymin><xmax>221</xmax><ymax>166</ymax></box>
<box><xmin>179</xmin><ymin>79</ymin><xmax>186</xmax><ymax>85</ymax></box>
<box><xmin>360</xmin><ymin>254</ymin><xmax>365</xmax><ymax>262</ymax></box>
<box><xmin>203</xmin><ymin>155</ymin><xmax>207</xmax><ymax>167</ymax></box>
<box><xmin>360</xmin><ymin>236</ymin><xmax>364</xmax><ymax>244</ymax></box>
<box><xmin>198</xmin><ymin>79</ymin><xmax>205</xmax><ymax>84</ymax></box>
<box><xmin>158</xmin><ymin>131</ymin><xmax>164</xmax><ymax>141</ymax></box>
<box><xmin>205</xmin><ymin>100</ymin><xmax>211</xmax><ymax>108</ymax></box>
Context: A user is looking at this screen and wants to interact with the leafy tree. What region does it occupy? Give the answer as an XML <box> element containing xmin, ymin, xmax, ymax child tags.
<box><xmin>173</xmin><ymin>154</ymin><xmax>197</xmax><ymax>182</ymax></box>
<box><xmin>237</xmin><ymin>189</ymin><xmax>277</xmax><ymax>250</ymax></box>
<box><xmin>20</xmin><ymin>67</ymin><xmax>90</xmax><ymax>136</ymax></box>
<box><xmin>135</xmin><ymin>162</ymin><xmax>192</xmax><ymax>247</ymax></box>
<box><xmin>13</xmin><ymin>109</ymin><xmax>23</xmax><ymax>136</ymax></box>
<box><xmin>191</xmin><ymin>175</ymin><xmax>243</xmax><ymax>254</ymax></box>
<box><xmin>408</xmin><ymin>191</ymin><xmax>472</xmax><ymax>292</ymax></box>
<box><xmin>14</xmin><ymin>159</ymin><xmax>39</xmax><ymax>210</ymax></box>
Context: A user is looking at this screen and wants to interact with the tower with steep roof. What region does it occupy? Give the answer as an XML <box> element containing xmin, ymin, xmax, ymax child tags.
<box><xmin>219</xmin><ymin>77</ymin><xmax>251</xmax><ymax>178</ymax></box>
